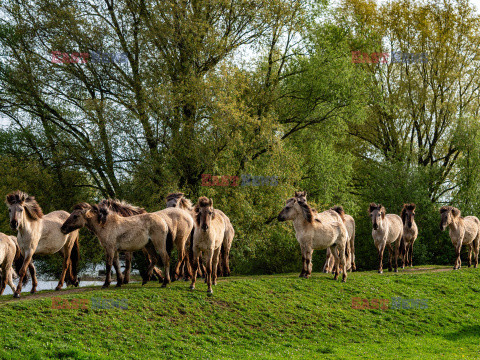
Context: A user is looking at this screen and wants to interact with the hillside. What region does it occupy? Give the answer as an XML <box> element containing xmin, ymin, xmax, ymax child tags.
<box><xmin>0</xmin><ymin>267</ymin><xmax>479</xmax><ymax>359</ymax></box>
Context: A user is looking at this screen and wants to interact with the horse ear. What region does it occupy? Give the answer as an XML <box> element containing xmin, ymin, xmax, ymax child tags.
<box><xmin>209</xmin><ymin>198</ymin><xmax>213</xmax><ymax>207</ymax></box>
<box><xmin>368</xmin><ymin>203</ymin><xmax>377</xmax><ymax>213</ymax></box>
<box><xmin>452</xmin><ymin>208</ymin><xmax>461</xmax><ymax>218</ymax></box>
<box><xmin>380</xmin><ymin>205</ymin><xmax>385</xmax><ymax>219</ymax></box>
<box><xmin>194</xmin><ymin>206</ymin><xmax>200</xmax><ymax>213</ymax></box>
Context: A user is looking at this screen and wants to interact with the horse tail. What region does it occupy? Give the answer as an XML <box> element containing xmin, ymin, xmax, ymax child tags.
<box><xmin>69</xmin><ymin>231</ymin><xmax>80</xmax><ymax>285</ymax></box>
<box><xmin>331</xmin><ymin>206</ymin><xmax>346</xmax><ymax>222</ymax></box>
<box><xmin>399</xmin><ymin>236</ymin><xmax>405</xmax><ymax>256</ymax></box>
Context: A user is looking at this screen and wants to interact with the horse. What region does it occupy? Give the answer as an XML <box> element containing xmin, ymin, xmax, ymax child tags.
<box><xmin>368</xmin><ymin>203</ymin><xmax>403</xmax><ymax>274</ymax></box>
<box><xmin>166</xmin><ymin>192</ymin><xmax>234</xmax><ymax>277</ymax></box>
<box><xmin>439</xmin><ymin>206</ymin><xmax>480</xmax><ymax>270</ymax></box>
<box><xmin>6</xmin><ymin>191</ymin><xmax>80</xmax><ymax>298</ymax></box>
<box><xmin>189</xmin><ymin>197</ymin><xmax>226</xmax><ymax>295</ymax></box>
<box><xmin>61</xmin><ymin>202</ymin><xmax>172</xmax><ymax>287</ymax></box>
<box><xmin>277</xmin><ymin>196</ymin><xmax>349</xmax><ymax>282</ymax></box>
<box><xmin>322</xmin><ymin>206</ymin><xmax>356</xmax><ymax>273</ymax></box>
<box><xmin>98</xmin><ymin>199</ymin><xmax>163</xmax><ymax>283</ymax></box>
<box><xmin>400</xmin><ymin>203</ymin><xmax>418</xmax><ymax>268</ymax></box>
<box><xmin>0</xmin><ymin>233</ymin><xmax>19</xmax><ymax>295</ymax></box>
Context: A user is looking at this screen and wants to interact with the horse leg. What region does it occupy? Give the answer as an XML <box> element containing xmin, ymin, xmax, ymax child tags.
<box><xmin>55</xmin><ymin>247</ymin><xmax>71</xmax><ymax>291</ymax></box>
<box><xmin>102</xmin><ymin>249</ymin><xmax>114</xmax><ymax>288</ymax></box>
<box><xmin>378</xmin><ymin>243</ymin><xmax>385</xmax><ymax>274</ymax></box>
<box><xmin>189</xmin><ymin>249</ymin><xmax>199</xmax><ymax>290</ymax></box>
<box><xmin>112</xmin><ymin>251</ymin><xmax>124</xmax><ymax>287</ymax></box>
<box><xmin>212</xmin><ymin>247</ymin><xmax>221</xmax><ymax>286</ymax></box>
<box><xmin>0</xmin><ymin>268</ymin><xmax>6</xmax><ymax>295</ymax></box>
<box><xmin>7</xmin><ymin>267</ymin><xmax>16</xmax><ymax>294</ymax></box>
<box><xmin>204</xmin><ymin>250</ymin><xmax>213</xmax><ymax>295</ymax></box>
<box><xmin>394</xmin><ymin>237</ymin><xmax>400</xmax><ymax>272</ymax></box>
<box><xmin>14</xmin><ymin>251</ymin><xmax>33</xmax><ymax>298</ymax></box>
<box><xmin>400</xmin><ymin>238</ymin><xmax>407</xmax><ymax>269</ymax></box>
<box><xmin>159</xmin><ymin>250</ymin><xmax>171</xmax><ymax>288</ymax></box>
<box><xmin>173</xmin><ymin>245</ymin><xmax>186</xmax><ymax>282</ymax></box>
<box><xmin>454</xmin><ymin>242</ymin><xmax>462</xmax><ymax>270</ymax></box>
<box><xmin>468</xmin><ymin>244</ymin><xmax>473</xmax><ymax>268</ymax></box>
<box><xmin>330</xmin><ymin>245</ymin><xmax>340</xmax><ymax>280</ymax></box>
<box><xmin>386</xmin><ymin>243</ymin><xmax>393</xmax><ymax>272</ymax></box>
<box><xmin>474</xmin><ymin>235</ymin><xmax>480</xmax><ymax>268</ymax></box>
<box><xmin>323</xmin><ymin>248</ymin><xmax>332</xmax><ymax>273</ymax></box>
<box><xmin>223</xmin><ymin>245</ymin><xmax>231</xmax><ymax>277</ymax></box>
<box><xmin>350</xmin><ymin>238</ymin><xmax>356</xmax><ymax>271</ymax></box>
<box><xmin>28</xmin><ymin>262</ymin><xmax>37</xmax><ymax>294</ymax></box>
<box><xmin>300</xmin><ymin>255</ymin><xmax>307</xmax><ymax>277</ymax></box>
<box><xmin>338</xmin><ymin>243</ymin><xmax>347</xmax><ymax>282</ymax></box>
<box><xmin>217</xmin><ymin>248</ymin><xmax>224</xmax><ymax>278</ymax></box>
<box><xmin>409</xmin><ymin>242</ymin><xmax>414</xmax><ymax>267</ymax></box>
<box><xmin>123</xmin><ymin>252</ymin><xmax>132</xmax><ymax>284</ymax></box>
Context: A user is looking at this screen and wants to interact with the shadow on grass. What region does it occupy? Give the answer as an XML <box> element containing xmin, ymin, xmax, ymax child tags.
<box><xmin>443</xmin><ymin>325</ymin><xmax>480</xmax><ymax>341</ymax></box>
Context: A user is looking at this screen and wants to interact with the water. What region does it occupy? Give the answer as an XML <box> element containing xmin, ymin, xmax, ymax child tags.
<box><xmin>2</xmin><ymin>262</ymin><xmax>140</xmax><ymax>296</ymax></box>
<box><xmin>2</xmin><ymin>280</ymin><xmax>107</xmax><ymax>296</ymax></box>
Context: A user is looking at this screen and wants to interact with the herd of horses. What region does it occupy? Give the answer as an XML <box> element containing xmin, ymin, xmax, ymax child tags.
<box><xmin>0</xmin><ymin>190</ymin><xmax>478</xmax><ymax>297</ymax></box>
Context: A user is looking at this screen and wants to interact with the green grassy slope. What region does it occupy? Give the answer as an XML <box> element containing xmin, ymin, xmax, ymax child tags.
<box><xmin>0</xmin><ymin>267</ymin><xmax>479</xmax><ymax>359</ymax></box>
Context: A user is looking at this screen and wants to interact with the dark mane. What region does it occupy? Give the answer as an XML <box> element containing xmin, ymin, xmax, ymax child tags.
<box><xmin>166</xmin><ymin>192</ymin><xmax>184</xmax><ymax>202</ymax></box>
<box><xmin>72</xmin><ymin>202</ymin><xmax>92</xmax><ymax>211</ymax></box>
<box><xmin>440</xmin><ymin>205</ymin><xmax>461</xmax><ymax>218</ymax></box>
<box><xmin>330</xmin><ymin>205</ymin><xmax>346</xmax><ymax>222</ymax></box>
<box><xmin>297</xmin><ymin>201</ymin><xmax>314</xmax><ymax>223</ymax></box>
<box><xmin>5</xmin><ymin>191</ymin><xmax>44</xmax><ymax>220</ymax></box>
<box><xmin>99</xmin><ymin>198</ymin><xmax>146</xmax><ymax>217</ymax></box>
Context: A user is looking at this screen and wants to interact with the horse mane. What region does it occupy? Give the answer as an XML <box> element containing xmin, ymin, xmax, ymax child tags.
<box><xmin>369</xmin><ymin>203</ymin><xmax>385</xmax><ymax>218</ymax></box>
<box><xmin>297</xmin><ymin>200</ymin><xmax>314</xmax><ymax>223</ymax></box>
<box><xmin>72</xmin><ymin>202</ymin><xmax>92</xmax><ymax>211</ymax></box>
<box><xmin>295</xmin><ymin>191</ymin><xmax>307</xmax><ymax>198</ymax></box>
<box><xmin>166</xmin><ymin>192</ymin><xmax>193</xmax><ymax>210</ymax></box>
<box><xmin>193</xmin><ymin>196</ymin><xmax>213</xmax><ymax>225</ymax></box>
<box><xmin>5</xmin><ymin>191</ymin><xmax>44</xmax><ymax>220</ymax></box>
<box><xmin>330</xmin><ymin>205</ymin><xmax>346</xmax><ymax>222</ymax></box>
<box><xmin>99</xmin><ymin>198</ymin><xmax>146</xmax><ymax>217</ymax></box>
<box><xmin>401</xmin><ymin>203</ymin><xmax>416</xmax><ymax>224</ymax></box>
<box><xmin>440</xmin><ymin>205</ymin><xmax>461</xmax><ymax>218</ymax></box>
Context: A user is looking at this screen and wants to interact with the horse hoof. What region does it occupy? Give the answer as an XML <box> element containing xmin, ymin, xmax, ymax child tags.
<box><xmin>74</xmin><ymin>280</ymin><xmax>79</xmax><ymax>287</ymax></box>
<box><xmin>30</xmin><ymin>288</ymin><xmax>37</xmax><ymax>294</ymax></box>
<box><xmin>394</xmin><ymin>269</ymin><xmax>398</xmax><ymax>273</ymax></box>
<box><xmin>342</xmin><ymin>279</ymin><xmax>346</xmax><ymax>283</ymax></box>
<box><xmin>207</xmin><ymin>290</ymin><xmax>213</xmax><ymax>296</ymax></box>
<box><xmin>55</xmin><ymin>286</ymin><xmax>62</xmax><ymax>291</ymax></box>
<box><xmin>322</xmin><ymin>270</ymin><xmax>328</xmax><ymax>273</ymax></box>
<box><xmin>161</xmin><ymin>283</ymin><xmax>167</xmax><ymax>288</ymax></box>
<box><xmin>189</xmin><ymin>285</ymin><xmax>195</xmax><ymax>290</ymax></box>
<box><xmin>13</xmin><ymin>293</ymin><xmax>20</xmax><ymax>298</ymax></box>
<box><xmin>378</xmin><ymin>270</ymin><xmax>383</xmax><ymax>274</ymax></box>
<box><xmin>102</xmin><ymin>284</ymin><xmax>110</xmax><ymax>289</ymax></box>
<box><xmin>115</xmin><ymin>283</ymin><xmax>122</xmax><ymax>288</ymax></box>
<box><xmin>123</xmin><ymin>279</ymin><xmax>129</xmax><ymax>285</ymax></box>
<box><xmin>388</xmin><ymin>268</ymin><xmax>392</xmax><ymax>272</ymax></box>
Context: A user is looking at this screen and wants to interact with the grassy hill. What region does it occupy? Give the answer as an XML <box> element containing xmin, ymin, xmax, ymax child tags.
<box><xmin>0</xmin><ymin>267</ymin><xmax>479</xmax><ymax>359</ymax></box>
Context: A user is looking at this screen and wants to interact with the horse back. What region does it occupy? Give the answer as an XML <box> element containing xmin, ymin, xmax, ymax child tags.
<box><xmin>0</xmin><ymin>233</ymin><xmax>16</xmax><ymax>266</ymax></box>
<box><xmin>462</xmin><ymin>216</ymin><xmax>480</xmax><ymax>243</ymax></box>
<box><xmin>386</xmin><ymin>214</ymin><xmax>403</xmax><ymax>241</ymax></box>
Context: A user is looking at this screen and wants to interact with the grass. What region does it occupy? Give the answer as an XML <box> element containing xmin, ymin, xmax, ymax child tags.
<box><xmin>0</xmin><ymin>266</ymin><xmax>479</xmax><ymax>359</ymax></box>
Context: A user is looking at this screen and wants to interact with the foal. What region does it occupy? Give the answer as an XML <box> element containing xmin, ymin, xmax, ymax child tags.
<box><xmin>0</xmin><ymin>233</ymin><xmax>18</xmax><ymax>295</ymax></box>
<box><xmin>369</xmin><ymin>203</ymin><xmax>403</xmax><ymax>273</ymax></box>
<box><xmin>401</xmin><ymin>203</ymin><xmax>418</xmax><ymax>268</ymax></box>
<box><xmin>166</xmin><ymin>192</ymin><xmax>234</xmax><ymax>277</ymax></box>
<box><xmin>6</xmin><ymin>191</ymin><xmax>80</xmax><ymax>298</ymax></box>
<box><xmin>278</xmin><ymin>197</ymin><xmax>349</xmax><ymax>282</ymax></box>
<box><xmin>190</xmin><ymin>197</ymin><xmax>226</xmax><ymax>295</ymax></box>
<box><xmin>440</xmin><ymin>206</ymin><xmax>480</xmax><ymax>270</ymax></box>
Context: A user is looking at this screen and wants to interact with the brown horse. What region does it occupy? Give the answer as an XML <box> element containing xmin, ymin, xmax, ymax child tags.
<box><xmin>61</xmin><ymin>202</ymin><xmax>171</xmax><ymax>287</ymax></box>
<box><xmin>400</xmin><ymin>203</ymin><xmax>418</xmax><ymax>268</ymax></box>
<box><xmin>6</xmin><ymin>191</ymin><xmax>80</xmax><ymax>298</ymax></box>
<box><xmin>278</xmin><ymin>196</ymin><xmax>349</xmax><ymax>282</ymax></box>
<box><xmin>190</xmin><ymin>197</ymin><xmax>226</xmax><ymax>295</ymax></box>
<box><xmin>98</xmin><ymin>199</ymin><xmax>163</xmax><ymax>283</ymax></box>
<box><xmin>0</xmin><ymin>233</ymin><xmax>18</xmax><ymax>295</ymax></box>
<box><xmin>440</xmin><ymin>206</ymin><xmax>480</xmax><ymax>270</ymax></box>
<box><xmin>166</xmin><ymin>192</ymin><xmax>234</xmax><ymax>277</ymax></box>
<box><xmin>369</xmin><ymin>203</ymin><xmax>403</xmax><ymax>274</ymax></box>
